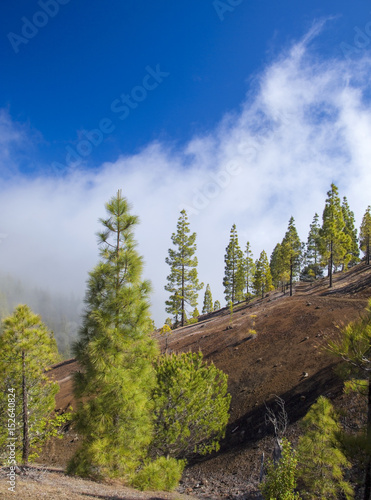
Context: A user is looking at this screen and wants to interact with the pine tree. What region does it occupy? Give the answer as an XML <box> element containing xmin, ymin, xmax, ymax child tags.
<box><xmin>328</xmin><ymin>299</ymin><xmax>371</xmax><ymax>500</ymax></box>
<box><xmin>360</xmin><ymin>206</ymin><xmax>371</xmax><ymax>265</ymax></box>
<box><xmin>301</xmin><ymin>213</ymin><xmax>323</xmax><ymax>281</ymax></box>
<box><xmin>165</xmin><ymin>291</ymin><xmax>182</xmax><ymax>328</ymax></box>
<box><xmin>223</xmin><ymin>224</ymin><xmax>244</xmax><ymax>304</ymax></box>
<box><xmin>297</xmin><ymin>396</ymin><xmax>353</xmax><ymax>499</ymax></box>
<box><xmin>202</xmin><ymin>284</ymin><xmax>213</xmax><ymax>314</ymax></box>
<box><xmin>342</xmin><ymin>197</ymin><xmax>360</xmax><ymax>267</ymax></box>
<box><xmin>254</xmin><ymin>250</ymin><xmax>273</xmax><ymax>298</ymax></box>
<box><xmin>165</xmin><ymin>210</ymin><xmax>203</xmax><ymax>327</ymax></box>
<box><xmin>214</xmin><ymin>300</ymin><xmax>221</xmax><ymax>311</ymax></box>
<box><xmin>270</xmin><ymin>243</ymin><xmax>287</xmax><ymax>291</ymax></box>
<box><xmin>151</xmin><ymin>352</ymin><xmax>231</xmax><ymax>458</ymax></box>
<box><xmin>319</xmin><ymin>184</ymin><xmax>352</xmax><ymax>287</ymax></box>
<box><xmin>69</xmin><ymin>190</ymin><xmax>159</xmax><ymax>481</ymax></box>
<box><xmin>260</xmin><ymin>438</ymin><xmax>300</xmax><ymax>500</ymax></box>
<box><xmin>0</xmin><ymin>305</ymin><xmax>61</xmax><ymax>464</ymax></box>
<box><xmin>243</xmin><ymin>242</ymin><xmax>255</xmax><ymax>300</ymax></box>
<box><xmin>188</xmin><ymin>307</ymin><xmax>200</xmax><ymax>324</ymax></box>
<box><xmin>281</xmin><ymin>217</ymin><xmax>302</xmax><ymax>296</ymax></box>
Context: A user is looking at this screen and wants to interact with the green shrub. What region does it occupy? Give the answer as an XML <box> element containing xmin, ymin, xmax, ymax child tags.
<box><xmin>131</xmin><ymin>456</ymin><xmax>185</xmax><ymax>491</ymax></box>
<box><xmin>151</xmin><ymin>351</ymin><xmax>231</xmax><ymax>458</ymax></box>
<box><xmin>260</xmin><ymin>438</ymin><xmax>301</xmax><ymax>500</ymax></box>
<box><xmin>297</xmin><ymin>396</ymin><xmax>353</xmax><ymax>499</ymax></box>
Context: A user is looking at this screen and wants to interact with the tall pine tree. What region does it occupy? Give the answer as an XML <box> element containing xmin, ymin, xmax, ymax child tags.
<box><xmin>342</xmin><ymin>196</ymin><xmax>360</xmax><ymax>268</ymax></box>
<box><xmin>0</xmin><ymin>305</ymin><xmax>60</xmax><ymax>464</ymax></box>
<box><xmin>319</xmin><ymin>184</ymin><xmax>352</xmax><ymax>287</ymax></box>
<box><xmin>253</xmin><ymin>250</ymin><xmax>273</xmax><ymax>298</ymax></box>
<box><xmin>214</xmin><ymin>300</ymin><xmax>221</xmax><ymax>311</ymax></box>
<box><xmin>280</xmin><ymin>216</ymin><xmax>302</xmax><ymax>296</ymax></box>
<box><xmin>165</xmin><ymin>210</ymin><xmax>203</xmax><ymax>327</ymax></box>
<box><xmin>297</xmin><ymin>396</ymin><xmax>353</xmax><ymax>499</ymax></box>
<box><xmin>243</xmin><ymin>242</ymin><xmax>255</xmax><ymax>300</ymax></box>
<box><xmin>270</xmin><ymin>242</ymin><xmax>287</xmax><ymax>291</ymax></box>
<box><xmin>328</xmin><ymin>299</ymin><xmax>371</xmax><ymax>500</ymax></box>
<box><xmin>301</xmin><ymin>213</ymin><xmax>323</xmax><ymax>281</ymax></box>
<box><xmin>202</xmin><ymin>284</ymin><xmax>213</xmax><ymax>314</ymax></box>
<box><xmin>360</xmin><ymin>206</ymin><xmax>371</xmax><ymax>265</ymax></box>
<box><xmin>223</xmin><ymin>224</ymin><xmax>244</xmax><ymax>304</ymax></box>
<box><xmin>69</xmin><ymin>190</ymin><xmax>159</xmax><ymax>481</ymax></box>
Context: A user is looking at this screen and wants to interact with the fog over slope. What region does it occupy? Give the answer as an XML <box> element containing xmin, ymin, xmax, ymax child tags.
<box><xmin>0</xmin><ymin>273</ymin><xmax>83</xmax><ymax>357</ymax></box>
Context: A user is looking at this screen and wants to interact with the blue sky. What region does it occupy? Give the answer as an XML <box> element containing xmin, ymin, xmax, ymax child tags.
<box><xmin>0</xmin><ymin>1</ymin><xmax>371</xmax><ymax>325</ymax></box>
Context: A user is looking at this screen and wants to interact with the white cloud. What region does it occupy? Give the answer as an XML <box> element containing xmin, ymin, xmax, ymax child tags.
<box><xmin>0</xmin><ymin>25</ymin><xmax>371</xmax><ymax>327</ymax></box>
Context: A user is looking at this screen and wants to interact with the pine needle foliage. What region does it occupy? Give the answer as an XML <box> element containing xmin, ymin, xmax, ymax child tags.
<box><xmin>254</xmin><ymin>250</ymin><xmax>273</xmax><ymax>298</ymax></box>
<box><xmin>260</xmin><ymin>438</ymin><xmax>301</xmax><ymax>500</ymax></box>
<box><xmin>223</xmin><ymin>224</ymin><xmax>245</xmax><ymax>303</ymax></box>
<box><xmin>165</xmin><ymin>210</ymin><xmax>203</xmax><ymax>327</ymax></box>
<box><xmin>360</xmin><ymin>206</ymin><xmax>371</xmax><ymax>265</ymax></box>
<box><xmin>151</xmin><ymin>351</ymin><xmax>231</xmax><ymax>459</ymax></box>
<box><xmin>202</xmin><ymin>284</ymin><xmax>213</xmax><ymax>314</ymax></box>
<box><xmin>297</xmin><ymin>396</ymin><xmax>353</xmax><ymax>499</ymax></box>
<box><xmin>328</xmin><ymin>300</ymin><xmax>371</xmax><ymax>499</ymax></box>
<box><xmin>131</xmin><ymin>456</ymin><xmax>186</xmax><ymax>491</ymax></box>
<box><xmin>342</xmin><ymin>197</ymin><xmax>360</xmax><ymax>267</ymax></box>
<box><xmin>0</xmin><ymin>305</ymin><xmax>62</xmax><ymax>464</ymax></box>
<box><xmin>319</xmin><ymin>183</ymin><xmax>352</xmax><ymax>287</ymax></box>
<box><xmin>214</xmin><ymin>300</ymin><xmax>221</xmax><ymax>311</ymax></box>
<box><xmin>69</xmin><ymin>190</ymin><xmax>159</xmax><ymax>481</ymax></box>
<box><xmin>243</xmin><ymin>241</ymin><xmax>255</xmax><ymax>299</ymax></box>
<box><xmin>281</xmin><ymin>216</ymin><xmax>302</xmax><ymax>296</ymax></box>
<box><xmin>270</xmin><ymin>242</ymin><xmax>287</xmax><ymax>290</ymax></box>
<box><xmin>301</xmin><ymin>213</ymin><xmax>323</xmax><ymax>282</ymax></box>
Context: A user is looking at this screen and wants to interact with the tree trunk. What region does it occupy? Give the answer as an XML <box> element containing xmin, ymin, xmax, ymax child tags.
<box><xmin>364</xmin><ymin>375</ymin><xmax>371</xmax><ymax>499</ymax></box>
<box><xmin>289</xmin><ymin>262</ymin><xmax>293</xmax><ymax>297</ymax></box>
<box><xmin>259</xmin><ymin>452</ymin><xmax>265</xmax><ymax>483</ymax></box>
<box><xmin>181</xmin><ymin>264</ymin><xmax>185</xmax><ymax>327</ymax></box>
<box><xmin>273</xmin><ymin>437</ymin><xmax>282</xmax><ymax>464</ymax></box>
<box><xmin>22</xmin><ymin>350</ymin><xmax>29</xmax><ymax>464</ymax></box>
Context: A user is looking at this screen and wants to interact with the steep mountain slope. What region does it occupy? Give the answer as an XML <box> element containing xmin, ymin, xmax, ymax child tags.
<box><xmin>40</xmin><ymin>263</ymin><xmax>371</xmax><ymax>498</ymax></box>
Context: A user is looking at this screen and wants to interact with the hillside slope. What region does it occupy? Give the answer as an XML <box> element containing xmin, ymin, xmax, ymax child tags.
<box><xmin>39</xmin><ymin>263</ymin><xmax>371</xmax><ymax>498</ymax></box>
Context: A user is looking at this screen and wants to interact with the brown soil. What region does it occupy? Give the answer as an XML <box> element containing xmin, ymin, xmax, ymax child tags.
<box><xmin>5</xmin><ymin>263</ymin><xmax>371</xmax><ymax>499</ymax></box>
<box><xmin>0</xmin><ymin>465</ymin><xmax>197</xmax><ymax>500</ymax></box>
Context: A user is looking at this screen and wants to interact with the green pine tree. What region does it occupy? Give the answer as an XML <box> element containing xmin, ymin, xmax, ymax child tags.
<box><xmin>223</xmin><ymin>224</ymin><xmax>245</xmax><ymax>304</ymax></box>
<box><xmin>260</xmin><ymin>438</ymin><xmax>301</xmax><ymax>500</ymax></box>
<box><xmin>270</xmin><ymin>243</ymin><xmax>288</xmax><ymax>291</ymax></box>
<box><xmin>297</xmin><ymin>396</ymin><xmax>353</xmax><ymax>499</ymax></box>
<box><xmin>202</xmin><ymin>284</ymin><xmax>213</xmax><ymax>314</ymax></box>
<box><xmin>360</xmin><ymin>206</ymin><xmax>371</xmax><ymax>265</ymax></box>
<box><xmin>328</xmin><ymin>299</ymin><xmax>371</xmax><ymax>499</ymax></box>
<box><xmin>281</xmin><ymin>217</ymin><xmax>302</xmax><ymax>296</ymax></box>
<box><xmin>243</xmin><ymin>242</ymin><xmax>256</xmax><ymax>300</ymax></box>
<box><xmin>165</xmin><ymin>210</ymin><xmax>204</xmax><ymax>327</ymax></box>
<box><xmin>342</xmin><ymin>197</ymin><xmax>360</xmax><ymax>268</ymax></box>
<box><xmin>188</xmin><ymin>307</ymin><xmax>200</xmax><ymax>324</ymax></box>
<box><xmin>301</xmin><ymin>213</ymin><xmax>323</xmax><ymax>281</ymax></box>
<box><xmin>254</xmin><ymin>250</ymin><xmax>273</xmax><ymax>298</ymax></box>
<box><xmin>319</xmin><ymin>184</ymin><xmax>352</xmax><ymax>287</ymax></box>
<box><xmin>69</xmin><ymin>190</ymin><xmax>159</xmax><ymax>481</ymax></box>
<box><xmin>214</xmin><ymin>300</ymin><xmax>221</xmax><ymax>311</ymax></box>
<box><xmin>151</xmin><ymin>351</ymin><xmax>231</xmax><ymax>458</ymax></box>
<box><xmin>0</xmin><ymin>305</ymin><xmax>62</xmax><ymax>464</ymax></box>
